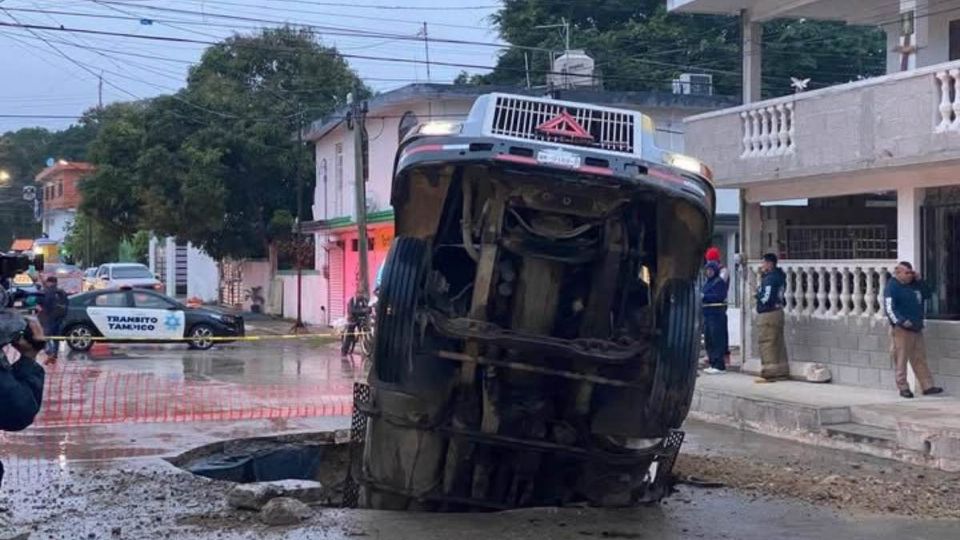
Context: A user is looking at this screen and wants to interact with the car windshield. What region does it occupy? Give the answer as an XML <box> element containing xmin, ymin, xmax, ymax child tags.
<box><xmin>112</xmin><ymin>266</ymin><xmax>153</xmax><ymax>279</ymax></box>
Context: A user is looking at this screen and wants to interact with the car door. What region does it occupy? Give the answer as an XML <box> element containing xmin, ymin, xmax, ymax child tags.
<box><xmin>95</xmin><ymin>266</ymin><xmax>110</xmax><ymax>290</ymax></box>
<box><xmin>131</xmin><ymin>291</ymin><xmax>186</xmax><ymax>339</ymax></box>
<box><xmin>85</xmin><ymin>291</ymin><xmax>133</xmax><ymax>339</ymax></box>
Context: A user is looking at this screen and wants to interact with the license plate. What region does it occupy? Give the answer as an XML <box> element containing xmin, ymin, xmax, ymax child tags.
<box><xmin>537</xmin><ymin>148</ymin><xmax>581</xmax><ymax>169</ymax></box>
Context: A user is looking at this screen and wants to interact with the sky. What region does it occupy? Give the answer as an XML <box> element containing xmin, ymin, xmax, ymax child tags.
<box><xmin>0</xmin><ymin>0</ymin><xmax>504</xmax><ymax>132</ymax></box>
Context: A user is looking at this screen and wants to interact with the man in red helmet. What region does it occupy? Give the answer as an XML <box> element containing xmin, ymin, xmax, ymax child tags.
<box><xmin>705</xmin><ymin>247</ymin><xmax>731</xmax><ymax>367</ymax></box>
<box><xmin>705</xmin><ymin>247</ymin><xmax>729</xmax><ymax>282</ymax></box>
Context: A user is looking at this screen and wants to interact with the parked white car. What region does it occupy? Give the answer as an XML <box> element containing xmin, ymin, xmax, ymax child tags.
<box><xmin>92</xmin><ymin>263</ymin><xmax>164</xmax><ymax>292</ymax></box>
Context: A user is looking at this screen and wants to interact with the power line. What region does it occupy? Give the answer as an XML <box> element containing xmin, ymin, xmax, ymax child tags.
<box><xmin>6</xmin><ymin>3</ymin><xmax>554</xmax><ymax>54</ymax></box>
<box><xmin>112</xmin><ymin>0</ymin><xmax>490</xmax><ymax>30</ymax></box>
<box><xmin>0</xmin><ymin>20</ymin><xmax>737</xmax><ymax>89</ymax></box>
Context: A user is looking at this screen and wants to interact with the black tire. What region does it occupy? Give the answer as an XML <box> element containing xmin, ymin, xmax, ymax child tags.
<box><xmin>188</xmin><ymin>323</ymin><xmax>216</xmax><ymax>350</ymax></box>
<box><xmin>65</xmin><ymin>323</ymin><xmax>96</xmax><ymax>352</ymax></box>
<box><xmin>646</xmin><ymin>278</ymin><xmax>701</xmax><ymax>432</ymax></box>
<box><xmin>341</xmin><ymin>331</ymin><xmax>357</xmax><ymax>356</ymax></box>
<box><xmin>373</xmin><ymin>236</ymin><xmax>428</xmax><ymax>384</ymax></box>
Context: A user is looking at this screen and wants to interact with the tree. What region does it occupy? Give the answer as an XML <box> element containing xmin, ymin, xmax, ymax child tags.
<box><xmin>61</xmin><ymin>210</ymin><xmax>121</xmax><ymax>267</ymax></box>
<box><xmin>82</xmin><ymin>27</ymin><xmax>366</xmax><ymax>261</ymax></box>
<box><xmin>468</xmin><ymin>1</ymin><xmax>885</xmax><ymax>99</ymax></box>
<box><xmin>0</xmin><ymin>116</ymin><xmax>102</xmax><ymax>246</ymax></box>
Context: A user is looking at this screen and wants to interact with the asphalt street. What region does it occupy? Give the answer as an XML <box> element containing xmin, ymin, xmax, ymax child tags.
<box><xmin>0</xmin><ymin>342</ymin><xmax>956</xmax><ymax>539</ymax></box>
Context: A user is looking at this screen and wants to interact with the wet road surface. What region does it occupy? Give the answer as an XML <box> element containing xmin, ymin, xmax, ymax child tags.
<box><xmin>0</xmin><ymin>342</ymin><xmax>957</xmax><ymax>538</ymax></box>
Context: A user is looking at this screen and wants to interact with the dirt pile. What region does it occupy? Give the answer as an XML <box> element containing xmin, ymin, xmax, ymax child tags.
<box><xmin>675</xmin><ymin>453</ymin><xmax>960</xmax><ymax>519</ymax></box>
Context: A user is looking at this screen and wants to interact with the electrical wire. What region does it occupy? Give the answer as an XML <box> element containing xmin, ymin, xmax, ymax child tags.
<box><xmin>0</xmin><ymin>20</ymin><xmax>804</xmax><ymax>89</ymax></box>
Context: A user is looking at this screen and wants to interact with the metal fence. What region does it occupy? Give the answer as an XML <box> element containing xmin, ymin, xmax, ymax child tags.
<box><xmin>34</xmin><ymin>364</ymin><xmax>354</xmax><ymax>427</ymax></box>
<box><xmin>784</xmin><ymin>225</ymin><xmax>896</xmax><ymax>260</ymax></box>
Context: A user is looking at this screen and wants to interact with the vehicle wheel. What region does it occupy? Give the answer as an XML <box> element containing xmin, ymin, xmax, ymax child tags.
<box><xmin>189</xmin><ymin>324</ymin><xmax>215</xmax><ymax>350</ymax></box>
<box><xmin>66</xmin><ymin>323</ymin><xmax>95</xmax><ymax>352</ymax></box>
<box><xmin>359</xmin><ymin>319</ymin><xmax>374</xmax><ymax>358</ymax></box>
<box><xmin>373</xmin><ymin>236</ymin><xmax>428</xmax><ymax>384</ymax></box>
<box><xmin>341</xmin><ymin>331</ymin><xmax>357</xmax><ymax>356</ymax></box>
<box><xmin>646</xmin><ymin>278</ymin><xmax>701</xmax><ymax>432</ymax></box>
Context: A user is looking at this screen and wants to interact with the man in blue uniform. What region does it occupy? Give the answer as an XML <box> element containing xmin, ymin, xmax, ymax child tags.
<box><xmin>884</xmin><ymin>261</ymin><xmax>943</xmax><ymax>398</ymax></box>
<box><xmin>755</xmin><ymin>253</ymin><xmax>789</xmax><ymax>382</ymax></box>
<box><xmin>702</xmin><ymin>261</ymin><xmax>729</xmax><ymax>374</ymax></box>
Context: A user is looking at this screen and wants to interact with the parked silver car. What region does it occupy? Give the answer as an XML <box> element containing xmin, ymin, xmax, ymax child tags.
<box><xmin>92</xmin><ymin>263</ymin><xmax>163</xmax><ymax>292</ymax></box>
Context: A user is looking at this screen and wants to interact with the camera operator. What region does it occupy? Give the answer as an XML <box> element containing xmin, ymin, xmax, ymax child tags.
<box><xmin>0</xmin><ymin>313</ymin><xmax>47</xmax><ymax>489</ymax></box>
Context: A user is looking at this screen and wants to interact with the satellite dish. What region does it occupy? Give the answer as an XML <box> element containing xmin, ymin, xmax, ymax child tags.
<box><xmin>45</xmin><ymin>157</ymin><xmax>55</xmax><ymax>167</ymax></box>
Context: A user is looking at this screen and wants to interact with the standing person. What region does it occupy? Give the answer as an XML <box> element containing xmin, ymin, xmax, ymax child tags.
<box><xmin>37</xmin><ymin>276</ymin><xmax>68</xmax><ymax>361</ymax></box>
<box><xmin>884</xmin><ymin>261</ymin><xmax>943</xmax><ymax>398</ymax></box>
<box><xmin>705</xmin><ymin>246</ymin><xmax>729</xmax><ymax>282</ymax></box>
<box><xmin>0</xmin><ymin>313</ymin><xmax>46</xmax><ymax>539</ymax></box>
<box><xmin>702</xmin><ymin>261</ymin><xmax>729</xmax><ymax>374</ymax></box>
<box><xmin>755</xmin><ymin>253</ymin><xmax>789</xmax><ymax>382</ymax></box>
<box><xmin>0</xmin><ymin>314</ymin><xmax>47</xmax><ymax>482</ymax></box>
<box><xmin>705</xmin><ymin>246</ymin><xmax>731</xmax><ymax>366</ymax></box>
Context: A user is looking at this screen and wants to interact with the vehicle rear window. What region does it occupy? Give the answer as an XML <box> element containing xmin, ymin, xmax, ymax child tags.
<box><xmin>94</xmin><ymin>293</ymin><xmax>127</xmax><ymax>307</ymax></box>
<box><xmin>112</xmin><ymin>266</ymin><xmax>153</xmax><ymax>279</ymax></box>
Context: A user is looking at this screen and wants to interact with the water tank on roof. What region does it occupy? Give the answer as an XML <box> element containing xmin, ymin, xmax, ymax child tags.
<box><xmin>547</xmin><ymin>50</ymin><xmax>596</xmax><ymax>89</ymax></box>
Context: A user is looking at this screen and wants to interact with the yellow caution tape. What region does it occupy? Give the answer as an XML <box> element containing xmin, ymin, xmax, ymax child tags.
<box><xmin>45</xmin><ymin>332</ymin><xmax>371</xmax><ymax>343</ymax></box>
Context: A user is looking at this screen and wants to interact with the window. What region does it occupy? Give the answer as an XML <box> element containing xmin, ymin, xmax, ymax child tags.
<box><xmin>350</xmin><ymin>237</ymin><xmax>374</xmax><ymax>252</ymax></box>
<box><xmin>133</xmin><ymin>292</ymin><xmax>176</xmax><ymax>309</ymax></box>
<box><xmin>111</xmin><ymin>265</ymin><xmax>154</xmax><ymax>279</ymax></box>
<box><xmin>951</xmin><ymin>20</ymin><xmax>960</xmax><ymax>61</ymax></box>
<box><xmin>335</xmin><ymin>142</ymin><xmax>344</xmax><ymax>216</ymax></box>
<box><xmin>57</xmin><ymin>181</ymin><xmax>63</xmax><ymax>197</ymax></box>
<box><xmin>94</xmin><ymin>292</ymin><xmax>128</xmax><ymax>307</ymax></box>
<box><xmin>922</xmin><ymin>187</ymin><xmax>960</xmax><ymax>319</ymax></box>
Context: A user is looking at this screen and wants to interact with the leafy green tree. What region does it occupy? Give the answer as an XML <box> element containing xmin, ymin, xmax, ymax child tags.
<box><xmin>81</xmin><ymin>26</ymin><xmax>366</xmax><ymax>261</ymax></box>
<box><xmin>61</xmin><ymin>210</ymin><xmax>121</xmax><ymax>267</ymax></box>
<box><xmin>469</xmin><ymin>1</ymin><xmax>885</xmax><ymax>98</ymax></box>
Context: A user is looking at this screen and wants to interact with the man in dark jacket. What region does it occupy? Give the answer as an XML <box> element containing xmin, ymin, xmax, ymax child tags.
<box><xmin>0</xmin><ymin>313</ymin><xmax>47</xmax><ymax>489</ymax></box>
<box><xmin>884</xmin><ymin>261</ymin><xmax>943</xmax><ymax>398</ymax></box>
<box><xmin>755</xmin><ymin>253</ymin><xmax>789</xmax><ymax>381</ymax></box>
<box><xmin>37</xmin><ymin>276</ymin><xmax>68</xmax><ymax>360</ymax></box>
<box><xmin>702</xmin><ymin>261</ymin><xmax>729</xmax><ymax>374</ymax></box>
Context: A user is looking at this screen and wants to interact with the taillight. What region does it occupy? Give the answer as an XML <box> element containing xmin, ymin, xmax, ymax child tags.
<box><xmin>154</xmin><ymin>283</ymin><xmax>164</xmax><ymax>291</ymax></box>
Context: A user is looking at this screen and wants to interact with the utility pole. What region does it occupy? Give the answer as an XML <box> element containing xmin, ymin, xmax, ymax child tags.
<box><xmin>421</xmin><ymin>22</ymin><xmax>432</xmax><ymax>82</ymax></box>
<box><xmin>348</xmin><ymin>92</ymin><xmax>370</xmax><ymax>301</ymax></box>
<box><xmin>524</xmin><ymin>52</ymin><xmax>531</xmax><ymax>89</ymax></box>
<box><xmin>88</xmin><ymin>73</ymin><xmax>103</xmax><ymax>267</ymax></box>
<box><xmin>292</xmin><ymin>101</ymin><xmax>307</xmax><ymax>332</ymax></box>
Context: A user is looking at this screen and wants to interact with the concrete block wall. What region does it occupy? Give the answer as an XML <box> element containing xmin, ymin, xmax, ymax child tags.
<box><xmin>748</xmin><ymin>315</ymin><xmax>960</xmax><ymax>394</ymax></box>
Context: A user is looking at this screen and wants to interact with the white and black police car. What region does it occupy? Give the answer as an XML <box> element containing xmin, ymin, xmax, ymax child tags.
<box><xmin>61</xmin><ymin>288</ymin><xmax>245</xmax><ymax>351</ymax></box>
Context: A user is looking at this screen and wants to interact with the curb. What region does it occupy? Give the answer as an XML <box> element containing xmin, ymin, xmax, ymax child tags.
<box><xmin>689</xmin><ymin>384</ymin><xmax>960</xmax><ymax>472</ymax></box>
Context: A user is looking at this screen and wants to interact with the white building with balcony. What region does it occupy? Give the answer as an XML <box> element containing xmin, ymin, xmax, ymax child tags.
<box><xmin>671</xmin><ymin>0</ymin><xmax>960</xmax><ymax>393</ymax></box>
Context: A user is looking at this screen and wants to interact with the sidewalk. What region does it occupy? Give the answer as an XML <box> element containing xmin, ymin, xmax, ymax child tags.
<box><xmin>689</xmin><ymin>370</ymin><xmax>960</xmax><ymax>472</ymax></box>
<box><xmin>225</xmin><ymin>310</ymin><xmax>331</xmax><ymax>336</ymax></box>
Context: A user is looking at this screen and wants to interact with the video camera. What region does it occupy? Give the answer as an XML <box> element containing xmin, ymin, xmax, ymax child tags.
<box><xmin>0</xmin><ymin>252</ymin><xmax>45</xmax><ymax>310</ymax></box>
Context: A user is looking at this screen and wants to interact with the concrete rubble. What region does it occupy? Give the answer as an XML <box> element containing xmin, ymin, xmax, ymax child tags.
<box><xmin>227</xmin><ymin>480</ymin><xmax>326</xmax><ymax>510</ymax></box>
<box><xmin>258</xmin><ymin>497</ymin><xmax>313</xmax><ymax>526</ymax></box>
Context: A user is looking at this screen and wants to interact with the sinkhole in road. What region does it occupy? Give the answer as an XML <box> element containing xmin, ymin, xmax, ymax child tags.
<box><xmin>167</xmin><ymin>430</ymin><xmax>351</xmax><ymax>506</ymax></box>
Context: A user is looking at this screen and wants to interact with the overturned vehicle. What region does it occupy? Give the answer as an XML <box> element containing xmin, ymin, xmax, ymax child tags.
<box><xmin>351</xmin><ymin>93</ymin><xmax>715</xmax><ymax>511</ymax></box>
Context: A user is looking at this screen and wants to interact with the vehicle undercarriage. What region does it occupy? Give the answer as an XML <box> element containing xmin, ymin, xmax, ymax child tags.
<box><xmin>347</xmin><ymin>95</ymin><xmax>714</xmax><ymax>511</ymax></box>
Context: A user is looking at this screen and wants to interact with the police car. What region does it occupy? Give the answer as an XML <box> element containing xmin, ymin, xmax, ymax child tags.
<box><xmin>61</xmin><ymin>288</ymin><xmax>245</xmax><ymax>351</ymax></box>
